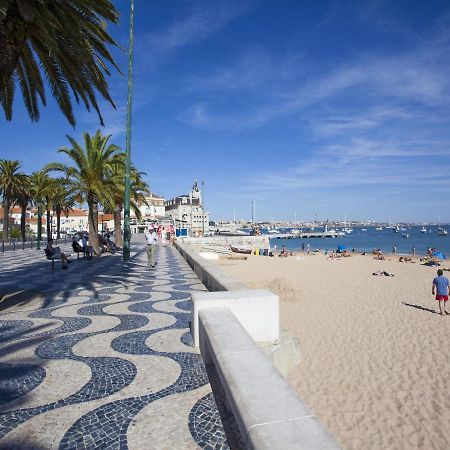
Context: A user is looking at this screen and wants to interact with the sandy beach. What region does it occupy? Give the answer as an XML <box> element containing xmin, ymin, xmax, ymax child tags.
<box><xmin>218</xmin><ymin>252</ymin><xmax>450</xmax><ymax>450</ymax></box>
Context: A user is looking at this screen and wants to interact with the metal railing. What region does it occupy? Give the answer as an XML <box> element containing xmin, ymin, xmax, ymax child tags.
<box><xmin>1</xmin><ymin>236</ymin><xmax>68</xmax><ymax>252</ymax></box>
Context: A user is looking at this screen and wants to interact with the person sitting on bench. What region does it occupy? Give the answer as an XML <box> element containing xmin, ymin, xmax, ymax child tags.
<box><xmin>80</xmin><ymin>234</ymin><xmax>94</xmax><ymax>259</ymax></box>
<box><xmin>104</xmin><ymin>232</ymin><xmax>116</xmax><ymax>253</ymax></box>
<box><xmin>72</xmin><ymin>234</ymin><xmax>84</xmax><ymax>254</ymax></box>
<box><xmin>47</xmin><ymin>239</ymin><xmax>70</xmax><ymax>269</ymax></box>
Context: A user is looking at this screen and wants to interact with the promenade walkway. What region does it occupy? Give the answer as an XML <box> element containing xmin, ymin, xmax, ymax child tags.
<box><xmin>0</xmin><ymin>239</ymin><xmax>241</xmax><ymax>449</ymax></box>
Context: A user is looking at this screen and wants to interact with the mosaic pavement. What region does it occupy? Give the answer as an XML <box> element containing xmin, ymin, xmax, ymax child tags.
<box><xmin>0</xmin><ymin>240</ymin><xmax>242</xmax><ymax>449</ymax></box>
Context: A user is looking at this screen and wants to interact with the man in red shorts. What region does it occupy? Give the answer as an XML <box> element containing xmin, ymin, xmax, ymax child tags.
<box><xmin>432</xmin><ymin>269</ymin><xmax>449</xmax><ymax>315</ymax></box>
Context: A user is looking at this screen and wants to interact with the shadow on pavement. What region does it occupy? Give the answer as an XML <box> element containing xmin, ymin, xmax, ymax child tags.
<box><xmin>0</xmin><ymin>242</ymin><xmax>147</xmax><ymax>313</ymax></box>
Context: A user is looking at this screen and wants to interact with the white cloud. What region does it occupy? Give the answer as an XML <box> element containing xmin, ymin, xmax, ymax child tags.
<box><xmin>180</xmin><ymin>21</ymin><xmax>450</xmax><ymax>131</ymax></box>
<box><xmin>136</xmin><ymin>0</ymin><xmax>250</xmax><ymax>70</ymax></box>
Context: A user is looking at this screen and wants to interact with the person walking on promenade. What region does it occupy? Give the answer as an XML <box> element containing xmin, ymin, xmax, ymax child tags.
<box><xmin>145</xmin><ymin>226</ymin><xmax>158</xmax><ymax>268</ymax></box>
<box><xmin>432</xmin><ymin>269</ymin><xmax>449</xmax><ymax>315</ymax></box>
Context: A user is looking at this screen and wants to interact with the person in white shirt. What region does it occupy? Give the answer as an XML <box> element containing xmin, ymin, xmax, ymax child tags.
<box><xmin>144</xmin><ymin>226</ymin><xmax>158</xmax><ymax>268</ymax></box>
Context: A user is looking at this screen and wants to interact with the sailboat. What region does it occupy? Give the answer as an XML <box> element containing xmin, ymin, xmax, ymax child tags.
<box><xmin>343</xmin><ymin>215</ymin><xmax>353</xmax><ymax>234</ymax></box>
<box><xmin>375</xmin><ymin>226</ymin><xmax>383</xmax><ymax>231</ymax></box>
<box><xmin>420</xmin><ymin>225</ymin><xmax>427</xmax><ymax>233</ymax></box>
<box><xmin>437</xmin><ymin>219</ymin><xmax>448</xmax><ymax>236</ymax></box>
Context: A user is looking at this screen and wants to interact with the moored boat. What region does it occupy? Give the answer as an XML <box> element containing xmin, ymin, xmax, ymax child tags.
<box><xmin>230</xmin><ymin>245</ymin><xmax>252</xmax><ymax>254</ymax></box>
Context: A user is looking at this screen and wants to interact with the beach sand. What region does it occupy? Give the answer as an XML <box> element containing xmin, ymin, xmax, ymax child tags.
<box><xmin>218</xmin><ymin>252</ymin><xmax>450</xmax><ymax>450</ymax></box>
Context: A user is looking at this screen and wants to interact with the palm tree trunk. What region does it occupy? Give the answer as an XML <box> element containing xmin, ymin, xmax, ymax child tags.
<box><xmin>56</xmin><ymin>209</ymin><xmax>61</xmax><ymax>239</ymax></box>
<box><xmin>20</xmin><ymin>202</ymin><xmax>26</xmax><ymax>241</ymax></box>
<box><xmin>87</xmin><ymin>194</ymin><xmax>99</xmax><ymax>254</ymax></box>
<box><xmin>46</xmin><ymin>207</ymin><xmax>51</xmax><ymax>240</ymax></box>
<box><xmin>2</xmin><ymin>200</ymin><xmax>9</xmax><ymax>241</ymax></box>
<box><xmin>114</xmin><ymin>206</ymin><xmax>123</xmax><ymax>248</ymax></box>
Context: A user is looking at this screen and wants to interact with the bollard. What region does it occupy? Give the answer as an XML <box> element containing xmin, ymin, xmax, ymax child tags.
<box><xmin>22</xmin><ymin>240</ymin><xmax>25</xmax><ymax>250</ymax></box>
<box><xmin>13</xmin><ymin>241</ymin><xmax>16</xmax><ymax>251</ymax></box>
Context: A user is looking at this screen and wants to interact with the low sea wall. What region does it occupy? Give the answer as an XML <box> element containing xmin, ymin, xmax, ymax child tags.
<box><xmin>180</xmin><ymin>235</ymin><xmax>270</xmax><ymax>250</ymax></box>
<box><xmin>175</xmin><ymin>241</ymin><xmax>248</xmax><ymax>291</ymax></box>
<box><xmin>176</xmin><ymin>240</ymin><xmax>341</xmax><ymax>449</ymax></box>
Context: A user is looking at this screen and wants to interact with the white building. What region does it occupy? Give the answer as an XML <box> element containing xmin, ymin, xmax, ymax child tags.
<box><xmin>9</xmin><ymin>207</ymin><xmax>34</xmax><ymax>224</ymax></box>
<box><xmin>129</xmin><ymin>193</ymin><xmax>166</xmax><ymax>233</ymax></box>
<box><xmin>132</xmin><ymin>193</ymin><xmax>165</xmax><ymax>220</ymax></box>
<box><xmin>165</xmin><ymin>180</ymin><xmax>209</xmax><ymax>236</ymax></box>
<box><xmin>27</xmin><ymin>209</ymin><xmax>115</xmax><ymax>237</ymax></box>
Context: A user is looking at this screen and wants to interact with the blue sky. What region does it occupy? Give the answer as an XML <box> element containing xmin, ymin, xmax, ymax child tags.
<box><xmin>1</xmin><ymin>0</ymin><xmax>450</xmax><ymax>223</ymax></box>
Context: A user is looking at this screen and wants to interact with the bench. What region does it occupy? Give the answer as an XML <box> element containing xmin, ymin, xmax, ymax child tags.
<box><xmin>44</xmin><ymin>249</ymin><xmax>72</xmax><ymax>269</ymax></box>
<box><xmin>198</xmin><ymin>307</ymin><xmax>341</xmax><ymax>450</ymax></box>
<box><xmin>72</xmin><ymin>242</ymin><xmax>86</xmax><ymax>260</ymax></box>
<box><xmin>44</xmin><ymin>249</ymin><xmax>59</xmax><ymax>269</ymax></box>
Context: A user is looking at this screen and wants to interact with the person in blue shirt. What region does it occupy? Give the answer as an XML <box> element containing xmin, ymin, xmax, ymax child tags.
<box><xmin>432</xmin><ymin>269</ymin><xmax>449</xmax><ymax>315</ymax></box>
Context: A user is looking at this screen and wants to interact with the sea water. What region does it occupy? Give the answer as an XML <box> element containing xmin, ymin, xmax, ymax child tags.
<box><xmin>269</xmin><ymin>226</ymin><xmax>450</xmax><ymax>257</ymax></box>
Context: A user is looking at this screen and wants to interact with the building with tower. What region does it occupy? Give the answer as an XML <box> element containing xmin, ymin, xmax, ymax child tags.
<box><xmin>165</xmin><ymin>180</ymin><xmax>209</xmax><ymax>236</ymax></box>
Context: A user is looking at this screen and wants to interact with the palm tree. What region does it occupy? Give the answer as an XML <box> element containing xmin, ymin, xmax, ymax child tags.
<box><xmin>105</xmin><ymin>160</ymin><xmax>150</xmax><ymax>248</ymax></box>
<box><xmin>15</xmin><ymin>174</ymin><xmax>32</xmax><ymax>241</ymax></box>
<box><xmin>0</xmin><ymin>159</ymin><xmax>27</xmax><ymax>241</ymax></box>
<box><xmin>52</xmin><ymin>179</ymin><xmax>76</xmax><ymax>239</ymax></box>
<box><xmin>46</xmin><ymin>130</ymin><xmax>123</xmax><ymax>254</ymax></box>
<box><xmin>44</xmin><ymin>178</ymin><xmax>55</xmax><ymax>239</ymax></box>
<box><xmin>29</xmin><ymin>170</ymin><xmax>52</xmax><ymax>248</ymax></box>
<box><xmin>0</xmin><ymin>0</ymin><xmax>120</xmax><ymax>126</ymax></box>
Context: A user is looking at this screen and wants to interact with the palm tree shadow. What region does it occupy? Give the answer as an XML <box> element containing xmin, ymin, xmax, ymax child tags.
<box><xmin>0</xmin><ymin>240</ymin><xmax>147</xmax><ymax>312</ymax></box>
<box><xmin>402</xmin><ymin>302</ymin><xmax>437</xmax><ymax>314</ymax></box>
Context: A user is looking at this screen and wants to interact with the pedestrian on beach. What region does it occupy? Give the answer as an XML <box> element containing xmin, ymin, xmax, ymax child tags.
<box><xmin>306</xmin><ymin>243</ymin><xmax>310</xmax><ymax>254</ymax></box>
<box><xmin>411</xmin><ymin>246</ymin><xmax>416</xmax><ymax>257</ymax></box>
<box><xmin>301</xmin><ymin>243</ymin><xmax>305</xmax><ymax>252</ymax></box>
<box><xmin>432</xmin><ymin>269</ymin><xmax>449</xmax><ymax>315</ymax></box>
<box><xmin>144</xmin><ymin>226</ymin><xmax>158</xmax><ymax>268</ymax></box>
<box><xmin>393</xmin><ymin>244</ymin><xmax>397</xmax><ymax>255</ymax></box>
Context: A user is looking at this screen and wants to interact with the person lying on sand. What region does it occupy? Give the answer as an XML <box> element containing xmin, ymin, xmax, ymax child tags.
<box><xmin>422</xmin><ymin>259</ymin><xmax>440</xmax><ymax>267</ymax></box>
<box><xmin>399</xmin><ymin>256</ymin><xmax>413</xmax><ymax>262</ymax></box>
<box><xmin>372</xmin><ymin>270</ymin><xmax>394</xmax><ymax>277</ymax></box>
<box><xmin>374</xmin><ymin>254</ymin><xmax>386</xmax><ymax>260</ymax></box>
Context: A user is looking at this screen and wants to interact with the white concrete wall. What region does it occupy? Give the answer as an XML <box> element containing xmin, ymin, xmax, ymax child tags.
<box><xmin>199</xmin><ymin>307</ymin><xmax>341</xmax><ymax>450</ymax></box>
<box><xmin>191</xmin><ymin>289</ymin><xmax>279</xmax><ymax>347</ymax></box>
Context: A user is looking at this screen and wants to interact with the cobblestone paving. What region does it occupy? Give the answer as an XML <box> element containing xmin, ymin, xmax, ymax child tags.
<box><xmin>0</xmin><ymin>241</ymin><xmax>239</xmax><ymax>449</ymax></box>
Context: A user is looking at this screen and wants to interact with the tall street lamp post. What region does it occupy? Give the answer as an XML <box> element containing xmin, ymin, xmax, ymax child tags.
<box><xmin>202</xmin><ymin>180</ymin><xmax>205</xmax><ymax>236</ymax></box>
<box><xmin>123</xmin><ymin>0</ymin><xmax>135</xmax><ymax>262</ymax></box>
